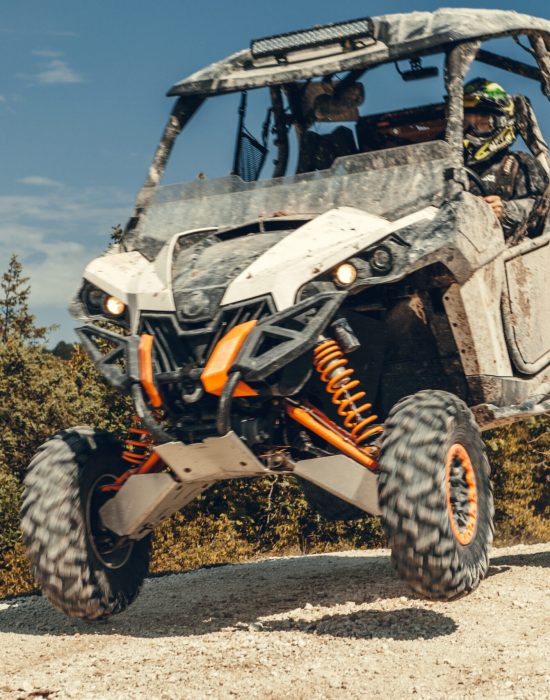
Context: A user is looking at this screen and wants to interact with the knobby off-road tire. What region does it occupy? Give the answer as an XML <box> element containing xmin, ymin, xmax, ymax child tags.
<box><xmin>378</xmin><ymin>390</ymin><xmax>494</xmax><ymax>600</ymax></box>
<box><xmin>21</xmin><ymin>427</ymin><xmax>151</xmax><ymax>621</ymax></box>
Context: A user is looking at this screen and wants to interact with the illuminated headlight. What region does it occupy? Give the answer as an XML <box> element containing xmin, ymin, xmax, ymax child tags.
<box><xmin>369</xmin><ymin>245</ymin><xmax>393</xmax><ymax>275</ymax></box>
<box><xmin>104</xmin><ymin>295</ymin><xmax>126</xmax><ymax>317</ymax></box>
<box><xmin>333</xmin><ymin>262</ymin><xmax>357</xmax><ymax>287</ymax></box>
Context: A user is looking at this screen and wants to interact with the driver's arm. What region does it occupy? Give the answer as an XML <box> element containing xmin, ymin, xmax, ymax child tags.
<box><xmin>493</xmin><ymin>155</ymin><xmax>548</xmax><ymax>238</ymax></box>
<box><xmin>483</xmin><ymin>195</ymin><xmax>504</xmax><ymax>220</ymax></box>
<box><xmin>481</xmin><ymin>194</ymin><xmax>534</xmax><ymax>235</ymax></box>
<box><xmin>500</xmin><ymin>196</ymin><xmax>538</xmax><ymax>236</ymax></box>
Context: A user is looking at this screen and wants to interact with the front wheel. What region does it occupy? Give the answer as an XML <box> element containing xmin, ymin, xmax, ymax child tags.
<box><xmin>21</xmin><ymin>427</ymin><xmax>151</xmax><ymax>620</ymax></box>
<box><xmin>378</xmin><ymin>390</ymin><xmax>494</xmax><ymax>600</ymax></box>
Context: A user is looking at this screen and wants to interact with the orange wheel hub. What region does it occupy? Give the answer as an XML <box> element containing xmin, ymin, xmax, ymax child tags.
<box><xmin>445</xmin><ymin>443</ymin><xmax>478</xmax><ymax>545</ymax></box>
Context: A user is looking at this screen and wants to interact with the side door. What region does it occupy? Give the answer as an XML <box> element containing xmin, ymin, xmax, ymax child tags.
<box><xmin>502</xmin><ymin>229</ymin><xmax>550</xmax><ymax>374</ymax></box>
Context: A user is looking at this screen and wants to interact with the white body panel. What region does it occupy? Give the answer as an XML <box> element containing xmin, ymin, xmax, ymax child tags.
<box><xmin>222</xmin><ymin>206</ymin><xmax>438</xmax><ymax>309</ymax></box>
<box><xmin>83</xmin><ymin>228</ymin><xmax>218</xmax><ymax>315</ymax></box>
<box><xmin>85</xmin><ymin>251</ymin><xmax>175</xmax><ymax>312</ymax></box>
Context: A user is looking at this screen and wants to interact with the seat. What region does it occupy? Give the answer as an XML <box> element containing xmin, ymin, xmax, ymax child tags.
<box><xmin>296</xmin><ymin>126</ymin><xmax>358</xmax><ymax>174</ymax></box>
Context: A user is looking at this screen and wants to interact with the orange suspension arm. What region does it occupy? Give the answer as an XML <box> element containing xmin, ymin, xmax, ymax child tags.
<box><xmin>287</xmin><ymin>403</ymin><xmax>379</xmax><ymax>471</ymax></box>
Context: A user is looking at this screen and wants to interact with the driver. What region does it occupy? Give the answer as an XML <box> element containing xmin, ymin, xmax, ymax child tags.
<box><xmin>463</xmin><ymin>78</ymin><xmax>548</xmax><ymax>239</ymax></box>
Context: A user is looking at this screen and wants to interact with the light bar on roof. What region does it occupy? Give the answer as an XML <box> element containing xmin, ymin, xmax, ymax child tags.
<box><xmin>251</xmin><ymin>17</ymin><xmax>375</xmax><ymax>60</ymax></box>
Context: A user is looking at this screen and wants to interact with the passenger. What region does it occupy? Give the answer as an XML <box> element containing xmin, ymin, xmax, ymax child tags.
<box><xmin>463</xmin><ymin>78</ymin><xmax>549</xmax><ymax>239</ymax></box>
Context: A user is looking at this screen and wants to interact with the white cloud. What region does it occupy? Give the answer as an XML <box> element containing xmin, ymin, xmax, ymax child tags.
<box><xmin>0</xmin><ymin>95</ymin><xmax>6</xmax><ymax>103</ymax></box>
<box><xmin>19</xmin><ymin>59</ymin><xmax>84</xmax><ymax>86</ymax></box>
<box><xmin>18</xmin><ymin>175</ymin><xmax>63</xmax><ymax>187</ymax></box>
<box><xmin>0</xmin><ymin>221</ymin><xmax>90</xmax><ymax>308</ymax></box>
<box><xmin>34</xmin><ymin>58</ymin><xmax>84</xmax><ymax>85</ymax></box>
<box><xmin>0</xmin><ymin>186</ymin><xmax>131</xmax><ymax>309</ymax></box>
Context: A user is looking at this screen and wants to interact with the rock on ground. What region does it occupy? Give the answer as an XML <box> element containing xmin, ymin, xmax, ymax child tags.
<box><xmin>0</xmin><ymin>544</ymin><xmax>549</xmax><ymax>699</ymax></box>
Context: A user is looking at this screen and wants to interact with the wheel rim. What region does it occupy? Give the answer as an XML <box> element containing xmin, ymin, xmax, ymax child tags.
<box><xmin>86</xmin><ymin>473</ymin><xmax>134</xmax><ymax>569</ymax></box>
<box><xmin>445</xmin><ymin>443</ymin><xmax>478</xmax><ymax>545</ymax></box>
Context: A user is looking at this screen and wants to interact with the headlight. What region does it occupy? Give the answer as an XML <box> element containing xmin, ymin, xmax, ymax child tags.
<box><xmin>104</xmin><ymin>295</ymin><xmax>126</xmax><ymax>317</ymax></box>
<box><xmin>333</xmin><ymin>262</ymin><xmax>357</xmax><ymax>287</ymax></box>
<box><xmin>179</xmin><ymin>289</ymin><xmax>209</xmax><ymax>318</ymax></box>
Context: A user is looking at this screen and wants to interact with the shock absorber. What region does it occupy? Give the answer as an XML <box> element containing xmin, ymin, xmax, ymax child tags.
<box><xmin>101</xmin><ymin>418</ymin><xmax>162</xmax><ymax>493</ymax></box>
<box><xmin>313</xmin><ymin>337</ymin><xmax>383</xmax><ymax>447</ymax></box>
<box><xmin>122</xmin><ymin>418</ymin><xmax>154</xmax><ymax>466</ymax></box>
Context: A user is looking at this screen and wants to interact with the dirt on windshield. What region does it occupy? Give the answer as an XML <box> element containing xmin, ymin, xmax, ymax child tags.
<box><xmin>0</xmin><ymin>543</ymin><xmax>548</xmax><ymax>699</ymax></box>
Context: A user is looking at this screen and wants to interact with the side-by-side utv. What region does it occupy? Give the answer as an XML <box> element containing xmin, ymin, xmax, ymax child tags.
<box><xmin>22</xmin><ymin>8</ymin><xmax>550</xmax><ymax>620</ymax></box>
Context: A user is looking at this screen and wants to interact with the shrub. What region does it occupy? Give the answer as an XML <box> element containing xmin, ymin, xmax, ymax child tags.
<box><xmin>486</xmin><ymin>417</ymin><xmax>550</xmax><ymax>543</ymax></box>
<box><xmin>0</xmin><ymin>471</ymin><xmax>22</xmax><ymax>556</ymax></box>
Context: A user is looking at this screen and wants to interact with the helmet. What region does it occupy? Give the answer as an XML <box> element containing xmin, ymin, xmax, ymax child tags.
<box><xmin>463</xmin><ymin>78</ymin><xmax>516</xmax><ymax>165</ymax></box>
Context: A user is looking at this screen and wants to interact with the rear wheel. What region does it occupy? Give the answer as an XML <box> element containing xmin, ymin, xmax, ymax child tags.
<box><xmin>21</xmin><ymin>427</ymin><xmax>151</xmax><ymax>620</ymax></box>
<box><xmin>378</xmin><ymin>390</ymin><xmax>494</xmax><ymax>600</ymax></box>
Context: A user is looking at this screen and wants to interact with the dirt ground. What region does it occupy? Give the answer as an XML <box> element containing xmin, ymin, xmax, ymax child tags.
<box><xmin>0</xmin><ymin>543</ymin><xmax>548</xmax><ymax>699</ymax></box>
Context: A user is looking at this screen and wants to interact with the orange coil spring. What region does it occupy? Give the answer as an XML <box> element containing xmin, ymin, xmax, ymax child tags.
<box><xmin>313</xmin><ymin>339</ymin><xmax>383</xmax><ymax>446</ymax></box>
<box><xmin>122</xmin><ymin>418</ymin><xmax>154</xmax><ymax>467</ymax></box>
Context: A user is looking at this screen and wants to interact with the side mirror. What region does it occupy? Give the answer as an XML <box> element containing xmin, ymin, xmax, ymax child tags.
<box><xmin>396</xmin><ymin>59</ymin><xmax>439</xmax><ymax>82</ymax></box>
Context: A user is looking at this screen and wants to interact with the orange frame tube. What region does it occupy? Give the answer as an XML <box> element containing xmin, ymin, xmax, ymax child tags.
<box><xmin>100</xmin><ymin>452</ymin><xmax>163</xmax><ymax>493</ymax></box>
<box><xmin>139</xmin><ymin>334</ymin><xmax>163</xmax><ymax>408</ymax></box>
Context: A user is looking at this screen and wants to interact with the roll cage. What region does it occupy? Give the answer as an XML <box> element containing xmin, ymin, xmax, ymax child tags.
<box><xmin>123</xmin><ymin>9</ymin><xmax>550</xmax><ymax>240</ymax></box>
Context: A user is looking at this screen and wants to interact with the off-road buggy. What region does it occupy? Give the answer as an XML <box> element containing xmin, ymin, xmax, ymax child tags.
<box><xmin>22</xmin><ymin>8</ymin><xmax>550</xmax><ymax>620</ymax></box>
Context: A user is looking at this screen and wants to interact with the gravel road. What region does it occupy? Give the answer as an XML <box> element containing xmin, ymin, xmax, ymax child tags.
<box><xmin>0</xmin><ymin>543</ymin><xmax>548</xmax><ymax>699</ymax></box>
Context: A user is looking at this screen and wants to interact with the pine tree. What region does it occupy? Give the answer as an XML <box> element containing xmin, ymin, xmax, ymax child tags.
<box><xmin>111</xmin><ymin>224</ymin><xmax>124</xmax><ymax>244</ymax></box>
<box><xmin>0</xmin><ymin>255</ymin><xmax>51</xmax><ymax>344</ymax></box>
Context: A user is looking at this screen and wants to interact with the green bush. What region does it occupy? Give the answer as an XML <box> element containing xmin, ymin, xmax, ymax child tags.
<box><xmin>0</xmin><ymin>471</ymin><xmax>22</xmax><ymax>556</ymax></box>
<box><xmin>486</xmin><ymin>417</ymin><xmax>550</xmax><ymax>543</ymax></box>
<box><xmin>0</xmin><ymin>336</ymin><xmax>132</xmax><ymax>598</ymax></box>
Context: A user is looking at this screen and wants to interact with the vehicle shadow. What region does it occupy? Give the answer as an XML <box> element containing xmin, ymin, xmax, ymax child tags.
<box><xmin>490</xmin><ymin>550</ymin><xmax>550</xmax><ymax>569</ymax></box>
<box><xmin>0</xmin><ymin>551</ymin><xmax>456</xmax><ymax>641</ymax></box>
<box><xmin>263</xmin><ymin>607</ymin><xmax>457</xmax><ymax>640</ymax></box>
<box><xmin>485</xmin><ymin>548</ymin><xmax>549</xmax><ymax>579</ymax></box>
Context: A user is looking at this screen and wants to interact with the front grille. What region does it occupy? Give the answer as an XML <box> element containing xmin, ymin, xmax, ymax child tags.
<box><xmin>139</xmin><ymin>300</ymin><xmax>272</xmax><ymax>423</ymax></box>
<box><xmin>141</xmin><ymin>316</ymin><xmax>189</xmax><ymax>372</ymax></box>
<box><xmin>141</xmin><ymin>297</ymin><xmax>274</xmax><ymax>375</ymax></box>
<box><xmin>206</xmin><ymin>298</ymin><xmax>273</xmax><ymax>359</ymax></box>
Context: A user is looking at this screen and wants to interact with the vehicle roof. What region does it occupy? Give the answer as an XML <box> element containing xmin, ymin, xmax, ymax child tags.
<box><xmin>168</xmin><ymin>8</ymin><xmax>550</xmax><ymax>97</ymax></box>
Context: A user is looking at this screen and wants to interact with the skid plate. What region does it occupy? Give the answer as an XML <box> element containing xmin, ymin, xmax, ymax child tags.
<box><xmin>100</xmin><ymin>432</ymin><xmax>269</xmax><ymax>538</ymax></box>
<box><xmin>294</xmin><ymin>454</ymin><xmax>380</xmax><ymax>516</ymax></box>
<box><xmin>154</xmin><ymin>431</ymin><xmax>269</xmax><ymax>482</ymax></box>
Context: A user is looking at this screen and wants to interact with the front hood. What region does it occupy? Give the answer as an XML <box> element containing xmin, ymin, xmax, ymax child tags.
<box><xmin>76</xmin><ymin>202</ymin><xmax>440</xmax><ymax>333</ymax></box>
<box><xmin>222</xmin><ymin>206</ymin><xmax>438</xmax><ymax>310</ymax></box>
<box><xmin>172</xmin><ymin>230</ymin><xmax>287</xmax><ymax>323</ymax></box>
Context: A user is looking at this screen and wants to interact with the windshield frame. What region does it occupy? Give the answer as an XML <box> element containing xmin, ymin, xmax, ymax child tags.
<box><xmin>122</xmin><ymin>33</ymin><xmax>550</xmax><ymax>247</ymax></box>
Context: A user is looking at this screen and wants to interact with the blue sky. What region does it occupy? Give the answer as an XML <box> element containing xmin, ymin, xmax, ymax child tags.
<box><xmin>1</xmin><ymin>0</ymin><xmax>549</xmax><ymax>344</ymax></box>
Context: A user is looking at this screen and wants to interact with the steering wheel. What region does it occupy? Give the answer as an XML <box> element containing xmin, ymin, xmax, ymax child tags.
<box><xmin>463</xmin><ymin>166</ymin><xmax>488</xmax><ymax>197</ymax></box>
